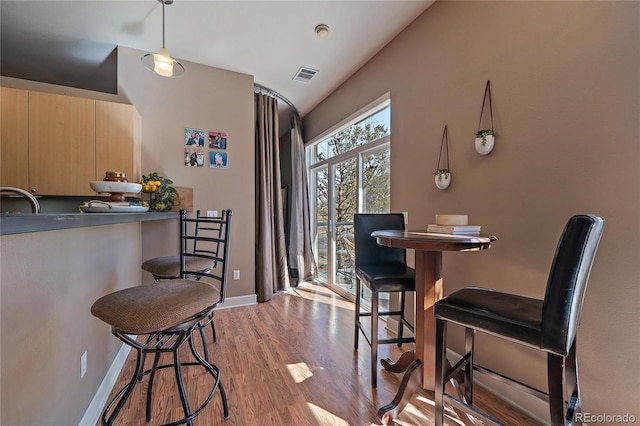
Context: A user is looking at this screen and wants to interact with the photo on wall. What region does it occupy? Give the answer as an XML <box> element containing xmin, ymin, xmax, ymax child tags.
<box><xmin>209</xmin><ymin>151</ymin><xmax>228</xmax><ymax>168</ymax></box>
<box><xmin>208</xmin><ymin>131</ymin><xmax>228</xmax><ymax>149</ymax></box>
<box><xmin>185</xmin><ymin>148</ymin><xmax>205</xmax><ymax>167</ymax></box>
<box><xmin>185</xmin><ymin>128</ymin><xmax>205</xmax><ymax>147</ymax></box>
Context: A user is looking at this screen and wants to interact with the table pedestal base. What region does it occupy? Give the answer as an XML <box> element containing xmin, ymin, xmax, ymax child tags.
<box><xmin>377</xmin><ymin>356</ymin><xmax>422</xmax><ymax>425</ymax></box>
<box><xmin>377</xmin><ymin>352</ymin><xmax>479</xmax><ymax>425</ymax></box>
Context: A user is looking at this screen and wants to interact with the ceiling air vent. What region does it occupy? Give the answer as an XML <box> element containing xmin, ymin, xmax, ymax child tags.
<box><xmin>293</xmin><ymin>67</ymin><xmax>318</xmax><ymax>83</ymax></box>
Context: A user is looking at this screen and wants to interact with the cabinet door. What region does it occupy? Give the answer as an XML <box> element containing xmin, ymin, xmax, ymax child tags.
<box><xmin>0</xmin><ymin>87</ymin><xmax>29</xmax><ymax>189</ymax></box>
<box><xmin>96</xmin><ymin>100</ymin><xmax>141</xmax><ymax>183</ymax></box>
<box><xmin>28</xmin><ymin>92</ymin><xmax>96</xmax><ymax>195</ymax></box>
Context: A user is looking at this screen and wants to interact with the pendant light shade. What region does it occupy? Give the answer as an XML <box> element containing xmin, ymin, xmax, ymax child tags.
<box><xmin>141</xmin><ymin>0</ymin><xmax>184</xmax><ymax>77</ymax></box>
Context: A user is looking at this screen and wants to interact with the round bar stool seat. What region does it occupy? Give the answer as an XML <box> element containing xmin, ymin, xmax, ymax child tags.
<box><xmin>141</xmin><ymin>256</ymin><xmax>215</xmax><ymax>281</ymax></box>
<box><xmin>92</xmin><ymin>280</ymin><xmax>219</xmax><ymax>333</ymax></box>
<box><xmin>91</xmin><ymin>280</ymin><xmax>229</xmax><ymax>426</ymax></box>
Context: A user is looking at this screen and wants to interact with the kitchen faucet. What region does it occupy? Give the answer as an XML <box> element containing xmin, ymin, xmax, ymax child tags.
<box><xmin>0</xmin><ymin>187</ymin><xmax>41</xmax><ymax>214</ymax></box>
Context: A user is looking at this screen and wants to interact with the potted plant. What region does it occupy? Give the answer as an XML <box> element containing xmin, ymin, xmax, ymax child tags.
<box><xmin>474</xmin><ymin>128</ymin><xmax>495</xmax><ymax>155</ymax></box>
<box><xmin>141</xmin><ymin>172</ymin><xmax>177</xmax><ymax>211</ymax></box>
<box><xmin>434</xmin><ymin>168</ymin><xmax>451</xmax><ymax>190</ymax></box>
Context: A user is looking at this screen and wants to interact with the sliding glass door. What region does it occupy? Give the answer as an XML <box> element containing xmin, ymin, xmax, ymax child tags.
<box><xmin>308</xmin><ymin>100</ymin><xmax>391</xmax><ymax>301</ymax></box>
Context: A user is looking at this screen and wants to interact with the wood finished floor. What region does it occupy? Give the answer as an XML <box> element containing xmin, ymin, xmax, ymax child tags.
<box><xmin>99</xmin><ymin>283</ymin><xmax>543</xmax><ymax>426</ymax></box>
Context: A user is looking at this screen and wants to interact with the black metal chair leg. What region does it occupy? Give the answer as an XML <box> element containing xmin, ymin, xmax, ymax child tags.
<box><xmin>565</xmin><ymin>341</ymin><xmax>581</xmax><ymax>424</ymax></box>
<box><xmin>371</xmin><ymin>291</ymin><xmax>379</xmax><ymax>388</ymax></box>
<box><xmin>103</xmin><ymin>348</ymin><xmax>145</xmax><ymax>426</ymax></box>
<box><xmin>354</xmin><ymin>277</ymin><xmax>361</xmax><ymax>350</ymax></box>
<box><xmin>146</xmin><ymin>351</ymin><xmax>161</xmax><ymax>422</ymax></box>
<box><xmin>397</xmin><ymin>291</ymin><xmax>405</xmax><ymax>347</ymax></box>
<box><xmin>464</xmin><ymin>327</ymin><xmax>475</xmax><ymax>405</ymax></box>
<box><xmin>435</xmin><ymin>318</ymin><xmax>447</xmax><ymax>426</ymax></box>
<box><xmin>173</xmin><ymin>346</ymin><xmax>194</xmax><ymax>426</ymax></box>
<box><xmin>198</xmin><ymin>321</ymin><xmax>210</xmax><ymax>362</ymax></box>
<box><xmin>548</xmin><ymin>352</ymin><xmax>565</xmax><ymax>425</ymax></box>
<box><xmin>188</xmin><ymin>332</ymin><xmax>230</xmax><ymax>420</ymax></box>
<box><xmin>210</xmin><ymin>312</ymin><xmax>217</xmax><ymax>343</ymax></box>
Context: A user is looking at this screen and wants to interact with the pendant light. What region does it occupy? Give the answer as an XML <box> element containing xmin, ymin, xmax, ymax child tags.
<box><xmin>141</xmin><ymin>0</ymin><xmax>184</xmax><ymax>77</ymax></box>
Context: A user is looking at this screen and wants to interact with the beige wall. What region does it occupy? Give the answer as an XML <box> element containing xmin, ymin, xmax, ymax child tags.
<box><xmin>116</xmin><ymin>47</ymin><xmax>255</xmax><ymax>298</ymax></box>
<box><xmin>304</xmin><ymin>1</ymin><xmax>639</xmax><ymax>419</ymax></box>
<box><xmin>1</xmin><ymin>223</ymin><xmax>142</xmax><ymax>426</ymax></box>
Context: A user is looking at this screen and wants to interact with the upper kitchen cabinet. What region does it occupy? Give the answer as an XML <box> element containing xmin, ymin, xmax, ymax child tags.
<box><xmin>29</xmin><ymin>91</ymin><xmax>96</xmax><ymax>196</ymax></box>
<box><xmin>0</xmin><ymin>87</ymin><xmax>29</xmax><ymax>189</ymax></box>
<box><xmin>0</xmin><ymin>88</ymin><xmax>142</xmax><ymax>196</ymax></box>
<box><xmin>96</xmin><ymin>101</ymin><xmax>142</xmax><ymax>184</ymax></box>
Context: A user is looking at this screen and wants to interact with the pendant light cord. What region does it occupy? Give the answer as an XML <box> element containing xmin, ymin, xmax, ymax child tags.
<box><xmin>161</xmin><ymin>0</ymin><xmax>166</xmax><ymax>48</ymax></box>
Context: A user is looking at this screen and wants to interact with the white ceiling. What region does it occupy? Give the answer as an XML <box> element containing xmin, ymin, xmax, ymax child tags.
<box><xmin>0</xmin><ymin>0</ymin><xmax>434</xmax><ymax>116</ymax></box>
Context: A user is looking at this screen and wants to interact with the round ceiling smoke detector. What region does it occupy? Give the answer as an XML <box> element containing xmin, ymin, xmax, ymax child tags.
<box><xmin>315</xmin><ymin>24</ymin><xmax>330</xmax><ymax>39</ymax></box>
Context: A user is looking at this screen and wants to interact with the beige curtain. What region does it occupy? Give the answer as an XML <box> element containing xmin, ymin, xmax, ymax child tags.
<box><xmin>255</xmin><ymin>93</ymin><xmax>290</xmax><ymax>302</ymax></box>
<box><xmin>288</xmin><ymin>114</ymin><xmax>316</xmax><ymax>282</ymax></box>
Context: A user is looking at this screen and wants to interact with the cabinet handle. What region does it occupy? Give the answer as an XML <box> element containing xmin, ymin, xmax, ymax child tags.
<box><xmin>30</xmin><ymin>189</ymin><xmax>37</xmax><ymax>193</ymax></box>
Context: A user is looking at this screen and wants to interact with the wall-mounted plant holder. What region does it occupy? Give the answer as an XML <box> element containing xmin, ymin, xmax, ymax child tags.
<box><xmin>434</xmin><ymin>125</ymin><xmax>451</xmax><ymax>190</ymax></box>
<box><xmin>475</xmin><ymin>80</ymin><xmax>495</xmax><ymax>155</ymax></box>
<box><xmin>475</xmin><ymin>129</ymin><xmax>495</xmax><ymax>155</ymax></box>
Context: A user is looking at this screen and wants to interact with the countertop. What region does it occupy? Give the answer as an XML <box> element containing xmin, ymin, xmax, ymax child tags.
<box><xmin>0</xmin><ymin>211</ymin><xmax>179</xmax><ymax>235</ymax></box>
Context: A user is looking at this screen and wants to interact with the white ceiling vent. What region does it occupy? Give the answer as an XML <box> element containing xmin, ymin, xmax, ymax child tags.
<box><xmin>293</xmin><ymin>67</ymin><xmax>319</xmax><ymax>83</ymax></box>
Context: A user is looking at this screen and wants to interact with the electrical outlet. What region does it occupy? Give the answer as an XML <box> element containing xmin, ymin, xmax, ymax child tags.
<box><xmin>402</xmin><ymin>211</ymin><xmax>408</xmax><ymax>224</ymax></box>
<box><xmin>233</xmin><ymin>270</ymin><xmax>240</xmax><ymax>280</ymax></box>
<box><xmin>206</xmin><ymin>210</ymin><xmax>218</xmax><ymax>218</ymax></box>
<box><xmin>80</xmin><ymin>351</ymin><xmax>87</xmax><ymax>378</ymax></box>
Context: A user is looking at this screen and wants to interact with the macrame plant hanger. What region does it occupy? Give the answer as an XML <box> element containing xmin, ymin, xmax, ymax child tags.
<box><xmin>475</xmin><ymin>80</ymin><xmax>495</xmax><ymax>155</ymax></box>
<box><xmin>435</xmin><ymin>125</ymin><xmax>451</xmax><ymax>190</ymax></box>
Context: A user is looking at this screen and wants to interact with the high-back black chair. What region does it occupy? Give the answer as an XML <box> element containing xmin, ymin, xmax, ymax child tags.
<box><xmin>434</xmin><ymin>214</ymin><xmax>604</xmax><ymax>426</ymax></box>
<box><xmin>354</xmin><ymin>213</ymin><xmax>416</xmax><ymax>388</ymax></box>
<box><xmin>90</xmin><ymin>208</ymin><xmax>233</xmax><ymax>426</ymax></box>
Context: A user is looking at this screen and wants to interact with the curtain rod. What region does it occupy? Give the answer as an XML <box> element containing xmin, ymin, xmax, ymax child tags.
<box><xmin>254</xmin><ymin>83</ymin><xmax>299</xmax><ymax>115</ymax></box>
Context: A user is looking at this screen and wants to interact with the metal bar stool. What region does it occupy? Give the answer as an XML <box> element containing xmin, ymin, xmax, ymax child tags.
<box><xmin>92</xmin><ymin>209</ymin><xmax>233</xmax><ymax>425</ymax></box>
<box><xmin>142</xmin><ymin>209</ymin><xmax>232</xmax><ymax>354</ymax></box>
<box><xmin>91</xmin><ymin>280</ymin><xmax>229</xmax><ymax>425</ymax></box>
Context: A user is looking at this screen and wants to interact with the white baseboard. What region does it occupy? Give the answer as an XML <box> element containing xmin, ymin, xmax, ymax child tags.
<box><xmin>215</xmin><ymin>293</ymin><xmax>257</xmax><ymax>310</ymax></box>
<box><xmin>78</xmin><ymin>342</ymin><xmax>131</xmax><ymax>426</ymax></box>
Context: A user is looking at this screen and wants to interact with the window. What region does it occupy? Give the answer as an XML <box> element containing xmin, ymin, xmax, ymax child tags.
<box><xmin>307</xmin><ymin>96</ymin><xmax>391</xmax><ymax>301</ymax></box>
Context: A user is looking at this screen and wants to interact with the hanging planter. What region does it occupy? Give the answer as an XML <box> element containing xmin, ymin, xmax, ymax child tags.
<box><xmin>435</xmin><ymin>169</ymin><xmax>451</xmax><ymax>189</ymax></box>
<box><xmin>475</xmin><ymin>129</ymin><xmax>495</xmax><ymax>155</ymax></box>
<box><xmin>434</xmin><ymin>125</ymin><xmax>452</xmax><ymax>190</ymax></box>
<box><xmin>475</xmin><ymin>80</ymin><xmax>496</xmax><ymax>155</ymax></box>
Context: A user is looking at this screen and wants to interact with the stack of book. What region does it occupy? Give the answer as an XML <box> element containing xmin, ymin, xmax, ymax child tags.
<box><xmin>426</xmin><ymin>224</ymin><xmax>481</xmax><ymax>235</ymax></box>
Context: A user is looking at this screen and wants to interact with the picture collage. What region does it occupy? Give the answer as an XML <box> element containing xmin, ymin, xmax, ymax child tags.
<box><xmin>184</xmin><ymin>128</ymin><xmax>228</xmax><ymax>168</ymax></box>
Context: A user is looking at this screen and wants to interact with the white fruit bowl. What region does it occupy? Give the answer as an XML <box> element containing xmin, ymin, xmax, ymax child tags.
<box><xmin>90</xmin><ymin>181</ymin><xmax>142</xmax><ymax>194</ymax></box>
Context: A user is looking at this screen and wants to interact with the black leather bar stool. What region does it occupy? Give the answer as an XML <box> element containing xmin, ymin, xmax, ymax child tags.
<box><xmin>354</xmin><ymin>213</ymin><xmax>416</xmax><ymax>388</ymax></box>
<box><xmin>434</xmin><ymin>214</ymin><xmax>604</xmax><ymax>426</ymax></box>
